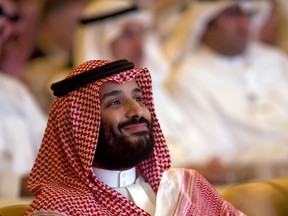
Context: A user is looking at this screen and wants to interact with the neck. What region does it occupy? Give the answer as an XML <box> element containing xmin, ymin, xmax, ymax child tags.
<box><xmin>92</xmin><ymin>166</ymin><xmax>137</xmax><ymax>188</ymax></box>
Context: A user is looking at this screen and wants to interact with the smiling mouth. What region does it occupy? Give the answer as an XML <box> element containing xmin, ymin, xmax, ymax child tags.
<box><xmin>122</xmin><ymin>123</ymin><xmax>148</xmax><ymax>135</ymax></box>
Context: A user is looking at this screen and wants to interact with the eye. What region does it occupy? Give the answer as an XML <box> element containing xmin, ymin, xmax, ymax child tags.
<box><xmin>135</xmin><ymin>95</ymin><xmax>143</xmax><ymax>103</ymax></box>
<box><xmin>107</xmin><ymin>99</ymin><xmax>121</xmax><ymax>108</ymax></box>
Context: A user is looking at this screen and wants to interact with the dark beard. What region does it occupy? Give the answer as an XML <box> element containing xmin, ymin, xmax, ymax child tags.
<box><xmin>93</xmin><ymin>117</ymin><xmax>155</xmax><ymax>170</ymax></box>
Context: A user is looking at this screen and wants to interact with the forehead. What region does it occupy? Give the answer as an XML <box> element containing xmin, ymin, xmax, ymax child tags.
<box><xmin>216</xmin><ymin>4</ymin><xmax>252</xmax><ymax>19</ymax></box>
<box><xmin>220</xmin><ymin>4</ymin><xmax>242</xmax><ymax>14</ymax></box>
<box><xmin>121</xmin><ymin>20</ymin><xmax>145</xmax><ymax>32</ymax></box>
<box><xmin>99</xmin><ymin>80</ymin><xmax>140</xmax><ymax>97</ymax></box>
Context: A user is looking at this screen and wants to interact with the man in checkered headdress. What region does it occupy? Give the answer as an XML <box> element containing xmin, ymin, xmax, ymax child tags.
<box><xmin>25</xmin><ymin>59</ymin><xmax>244</xmax><ymax>215</ymax></box>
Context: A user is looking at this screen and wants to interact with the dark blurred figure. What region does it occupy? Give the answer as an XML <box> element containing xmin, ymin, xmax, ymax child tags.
<box><xmin>0</xmin><ymin>0</ymin><xmax>43</xmax><ymax>78</ymax></box>
<box><xmin>0</xmin><ymin>0</ymin><xmax>46</xmax><ymax>197</ymax></box>
<box><xmin>22</xmin><ymin>0</ymin><xmax>88</xmax><ymax>114</ymax></box>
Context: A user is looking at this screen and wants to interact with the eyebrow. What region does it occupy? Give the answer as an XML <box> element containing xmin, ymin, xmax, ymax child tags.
<box><xmin>133</xmin><ymin>87</ymin><xmax>142</xmax><ymax>94</ymax></box>
<box><xmin>101</xmin><ymin>90</ymin><xmax>122</xmax><ymax>101</ymax></box>
<box><xmin>101</xmin><ymin>87</ymin><xmax>142</xmax><ymax>101</ymax></box>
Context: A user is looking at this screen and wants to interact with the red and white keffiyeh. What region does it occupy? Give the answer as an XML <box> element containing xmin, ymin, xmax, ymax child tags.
<box><xmin>155</xmin><ymin>168</ymin><xmax>246</xmax><ymax>216</ymax></box>
<box><xmin>25</xmin><ymin>59</ymin><xmax>244</xmax><ymax>216</ymax></box>
<box><xmin>25</xmin><ymin>59</ymin><xmax>170</xmax><ymax>215</ymax></box>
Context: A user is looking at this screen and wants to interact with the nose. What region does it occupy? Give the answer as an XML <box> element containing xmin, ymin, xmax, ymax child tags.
<box><xmin>132</xmin><ymin>34</ymin><xmax>144</xmax><ymax>66</ymax></box>
<box><xmin>239</xmin><ymin>16</ymin><xmax>251</xmax><ymax>33</ymax></box>
<box><xmin>134</xmin><ymin>33</ymin><xmax>144</xmax><ymax>49</ymax></box>
<box><xmin>125</xmin><ymin>99</ymin><xmax>144</xmax><ymax>119</ymax></box>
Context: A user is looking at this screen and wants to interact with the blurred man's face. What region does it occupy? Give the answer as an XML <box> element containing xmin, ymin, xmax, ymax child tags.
<box><xmin>0</xmin><ymin>0</ymin><xmax>19</xmax><ymax>53</ymax></box>
<box><xmin>110</xmin><ymin>21</ymin><xmax>145</xmax><ymax>68</ymax></box>
<box><xmin>94</xmin><ymin>80</ymin><xmax>154</xmax><ymax>170</ymax></box>
<box><xmin>202</xmin><ymin>4</ymin><xmax>253</xmax><ymax>56</ymax></box>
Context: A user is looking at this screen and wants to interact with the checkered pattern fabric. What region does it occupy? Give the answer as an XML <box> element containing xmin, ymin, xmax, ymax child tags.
<box><xmin>25</xmin><ymin>60</ymin><xmax>171</xmax><ymax>215</ymax></box>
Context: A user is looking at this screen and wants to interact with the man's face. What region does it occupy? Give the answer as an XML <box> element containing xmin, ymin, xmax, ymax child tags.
<box><xmin>202</xmin><ymin>4</ymin><xmax>253</xmax><ymax>56</ymax></box>
<box><xmin>93</xmin><ymin>80</ymin><xmax>154</xmax><ymax>170</ymax></box>
<box><xmin>110</xmin><ymin>21</ymin><xmax>145</xmax><ymax>68</ymax></box>
<box><xmin>0</xmin><ymin>0</ymin><xmax>19</xmax><ymax>52</ymax></box>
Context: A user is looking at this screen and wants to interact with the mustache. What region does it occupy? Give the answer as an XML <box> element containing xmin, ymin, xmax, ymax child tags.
<box><xmin>118</xmin><ymin>116</ymin><xmax>151</xmax><ymax>131</ymax></box>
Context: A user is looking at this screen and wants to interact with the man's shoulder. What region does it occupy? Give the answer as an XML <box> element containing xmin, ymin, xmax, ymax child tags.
<box><xmin>0</xmin><ymin>72</ymin><xmax>28</xmax><ymax>92</ymax></box>
<box><xmin>250</xmin><ymin>41</ymin><xmax>288</xmax><ymax>60</ymax></box>
<box><xmin>0</xmin><ymin>73</ymin><xmax>38</xmax><ymax>107</ymax></box>
<box><xmin>27</xmin><ymin>184</ymin><xmax>98</xmax><ymax>214</ymax></box>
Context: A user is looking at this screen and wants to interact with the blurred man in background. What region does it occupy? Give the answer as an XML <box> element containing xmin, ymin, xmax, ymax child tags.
<box><xmin>73</xmin><ymin>0</ymin><xmax>201</xmax><ymax>177</ymax></box>
<box><xmin>0</xmin><ymin>0</ymin><xmax>46</xmax><ymax>197</ymax></box>
<box><xmin>165</xmin><ymin>0</ymin><xmax>288</xmax><ymax>184</ymax></box>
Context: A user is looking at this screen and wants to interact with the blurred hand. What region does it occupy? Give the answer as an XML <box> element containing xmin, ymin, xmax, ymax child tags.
<box><xmin>194</xmin><ymin>158</ymin><xmax>232</xmax><ymax>184</ymax></box>
<box><xmin>20</xmin><ymin>174</ymin><xmax>34</xmax><ymax>197</ymax></box>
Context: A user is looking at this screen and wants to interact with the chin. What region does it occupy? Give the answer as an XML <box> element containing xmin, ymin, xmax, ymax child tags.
<box><xmin>127</xmin><ymin>137</ymin><xmax>148</xmax><ymax>146</ymax></box>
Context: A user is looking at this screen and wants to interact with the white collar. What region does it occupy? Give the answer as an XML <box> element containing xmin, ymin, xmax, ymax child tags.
<box><xmin>92</xmin><ymin>167</ymin><xmax>136</xmax><ymax>188</ymax></box>
<box><xmin>199</xmin><ymin>44</ymin><xmax>249</xmax><ymax>67</ymax></box>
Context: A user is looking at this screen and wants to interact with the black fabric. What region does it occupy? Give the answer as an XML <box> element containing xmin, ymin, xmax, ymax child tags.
<box><xmin>80</xmin><ymin>5</ymin><xmax>138</xmax><ymax>25</ymax></box>
<box><xmin>51</xmin><ymin>59</ymin><xmax>134</xmax><ymax>97</ymax></box>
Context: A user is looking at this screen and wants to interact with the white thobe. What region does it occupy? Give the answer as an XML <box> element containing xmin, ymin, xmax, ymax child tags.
<box><xmin>0</xmin><ymin>73</ymin><xmax>46</xmax><ymax>197</ymax></box>
<box><xmin>92</xmin><ymin>167</ymin><xmax>156</xmax><ymax>215</ymax></box>
<box><xmin>167</xmin><ymin>42</ymin><xmax>288</xmax><ymax>173</ymax></box>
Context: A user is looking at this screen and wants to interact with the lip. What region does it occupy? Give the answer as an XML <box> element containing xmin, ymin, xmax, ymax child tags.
<box><xmin>122</xmin><ymin>123</ymin><xmax>148</xmax><ymax>134</ymax></box>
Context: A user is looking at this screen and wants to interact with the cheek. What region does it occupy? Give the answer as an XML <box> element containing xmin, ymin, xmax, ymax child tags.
<box><xmin>110</xmin><ymin>39</ymin><xmax>130</xmax><ymax>59</ymax></box>
<box><xmin>101</xmin><ymin>111</ymin><xmax>121</xmax><ymax>131</ymax></box>
<box><xmin>143</xmin><ymin>107</ymin><xmax>152</xmax><ymax>122</ymax></box>
<box><xmin>216</xmin><ymin>20</ymin><xmax>236</xmax><ymax>35</ymax></box>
